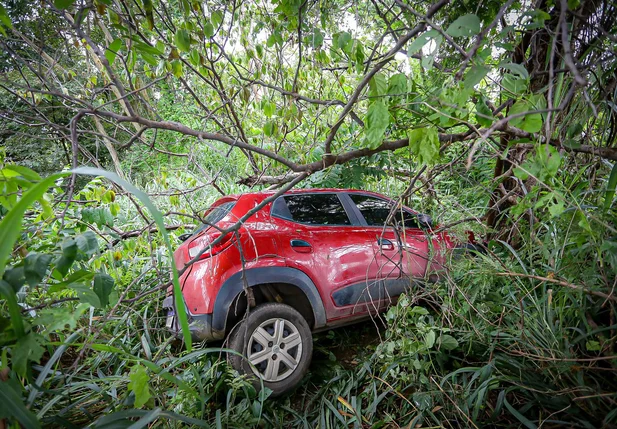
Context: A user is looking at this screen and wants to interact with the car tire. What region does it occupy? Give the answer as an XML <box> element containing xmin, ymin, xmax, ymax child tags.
<box><xmin>227</xmin><ymin>303</ymin><xmax>313</xmax><ymax>397</ymax></box>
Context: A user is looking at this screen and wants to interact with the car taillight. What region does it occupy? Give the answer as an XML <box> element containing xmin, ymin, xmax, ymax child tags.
<box><xmin>188</xmin><ymin>232</ymin><xmax>233</xmax><ymax>259</ymax></box>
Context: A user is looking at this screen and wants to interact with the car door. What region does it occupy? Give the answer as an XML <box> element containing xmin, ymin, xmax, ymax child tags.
<box><xmin>394</xmin><ymin>208</ymin><xmax>446</xmax><ymax>277</ymax></box>
<box><xmin>344</xmin><ymin>193</ymin><xmax>432</xmax><ymax>296</ymax></box>
<box><xmin>270</xmin><ymin>193</ymin><xmax>386</xmax><ymax>321</ymax></box>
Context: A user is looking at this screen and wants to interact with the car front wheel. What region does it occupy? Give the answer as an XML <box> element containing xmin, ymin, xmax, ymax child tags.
<box><xmin>228</xmin><ymin>303</ymin><xmax>312</xmax><ymax>397</ymax></box>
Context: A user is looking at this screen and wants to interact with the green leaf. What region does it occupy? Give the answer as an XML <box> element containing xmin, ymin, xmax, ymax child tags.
<box><xmin>407</xmin><ymin>30</ymin><xmax>439</xmax><ymax>55</ymax></box>
<box><xmin>600</xmin><ymin>240</ymin><xmax>617</xmax><ymax>269</ymax></box>
<box><xmin>211</xmin><ymin>11</ymin><xmax>223</xmax><ymax>27</ymax></box>
<box><xmin>523</xmin><ymin>10</ymin><xmax>551</xmax><ymax>29</ymax></box>
<box><xmin>263</xmin><ymin>101</ymin><xmax>276</xmax><ymax>117</ymax></box>
<box><xmin>604</xmin><ymin>163</ymin><xmax>617</xmax><ymax>211</ymax></box>
<box><xmin>412</xmin><ymin>392</ymin><xmax>432</xmax><ymax>411</ymax></box>
<box><xmin>263</xmin><ymin>121</ymin><xmax>276</xmax><ymax>136</ymax></box>
<box><xmin>36</xmin><ymin>304</ymin><xmax>89</xmax><ymax>332</ymax></box>
<box><xmin>368</xmin><ymin>73</ymin><xmax>387</xmax><ymax>98</ymax></box>
<box><xmin>306</xmin><ymin>28</ymin><xmax>324</xmax><ymax>48</ymax></box>
<box><xmin>142</xmin><ymin>0</ymin><xmax>154</xmax><ymax>30</ymax></box>
<box><xmin>134</xmin><ymin>42</ymin><xmax>164</xmax><ymax>56</ymax></box>
<box><xmin>93</xmin><ymin>273</ymin><xmax>114</xmax><ymax>307</ymax></box>
<box><xmin>0</xmin><ymin>280</ymin><xmax>25</xmax><ymax>338</ymax></box>
<box><xmin>12</xmin><ymin>333</ymin><xmax>45</xmax><ymax>377</ymax></box>
<box><xmin>528</xmin><ymin>93</ymin><xmax>547</xmax><ymax>112</ymax></box>
<box><xmin>424</xmin><ymin>330</ymin><xmax>436</xmax><ymax>348</ymax></box>
<box><xmin>352</xmin><ymin>41</ymin><xmax>364</xmax><ymax>70</ymax></box>
<box><xmin>0</xmin><ymin>4</ymin><xmax>13</xmax><ymax>31</ymax></box>
<box><xmin>364</xmin><ymin>101</ymin><xmax>389</xmax><ymax>149</ymax></box>
<box><xmin>204</xmin><ymin>21</ymin><xmax>214</xmax><ymax>38</ymax></box>
<box><xmin>0</xmin><ymin>380</ymin><xmax>41</xmax><ymax>429</ymax></box>
<box><xmin>499</xmin><ymin>62</ymin><xmax>529</xmax><ymax>79</ymax></box>
<box><xmin>189</xmin><ymin>49</ymin><xmax>200</xmax><ymax>66</ymax></box>
<box><xmin>585</xmin><ymin>340</ymin><xmax>601</xmax><ymax>351</ymax></box>
<box><xmin>24</xmin><ymin>253</ymin><xmax>52</xmax><ymax>286</ymax></box>
<box><xmin>502</xmin><ymin>74</ymin><xmax>528</xmax><ymax>95</ymax></box>
<box><xmin>91</xmin><ymin>344</ymin><xmax>125</xmax><ymax>353</ymax></box>
<box><xmin>91</xmin><ymin>408</ymin><xmax>211</xmax><ymax>428</ymax></box>
<box><xmin>171</xmin><ymin>60</ymin><xmax>183</xmax><ymax>78</ymax></box>
<box><xmin>174</xmin><ymin>29</ymin><xmax>191</xmax><ymax>52</ymax></box>
<box><xmin>464</xmin><ymin>64</ymin><xmax>489</xmax><ymax>88</ymax></box>
<box><xmin>509</xmin><ymin>101</ymin><xmax>542</xmax><ymax>133</ymax></box>
<box><xmin>548</xmin><ymin>201</ymin><xmax>565</xmax><ymax>218</ymax></box>
<box><xmin>105</xmin><ymin>38</ymin><xmax>122</xmax><ymax>65</ymax></box>
<box><xmin>504</xmin><ymin>397</ymin><xmax>537</xmax><ymax>429</ymax></box>
<box><xmin>54</xmin><ymin>238</ymin><xmax>78</xmax><ymax>278</ymax></box>
<box><xmin>446</xmin><ymin>14</ymin><xmax>481</xmax><ymax>37</ymax></box>
<box><xmin>110</xmin><ymin>202</ymin><xmax>121</xmax><ymax>216</ymax></box>
<box><xmin>387</xmin><ymin>73</ymin><xmax>407</xmax><ymax>96</ymax></box>
<box><xmin>3</xmin><ymin>267</ymin><xmax>25</xmax><ymax>292</ymax></box>
<box><xmin>71</xmin><ymin>283</ymin><xmax>101</xmax><ymax>307</ymax></box>
<box><xmin>3</xmin><ymin>165</ymin><xmax>40</xmax><ymax>181</ymax></box>
<box><xmin>266</xmin><ymin>34</ymin><xmax>276</xmax><ymax>48</ymax></box>
<box><xmin>408</xmin><ymin>127</ymin><xmax>440</xmax><ymax>165</ymax></box>
<box><xmin>54</xmin><ymin>0</ymin><xmax>76</xmax><ymax>9</ymax></box>
<box><xmin>75</xmin><ymin>231</ymin><xmax>99</xmax><ymax>258</ymax></box>
<box><xmin>81</xmin><ymin>207</ymin><xmax>114</xmax><ymax>228</ymax></box>
<box><xmin>439</xmin><ymin>334</ymin><xmax>459</xmax><ymax>351</ymax></box>
<box><xmin>567</xmin><ymin>123</ymin><xmax>583</xmax><ymax>138</ymax></box>
<box><xmin>568</xmin><ymin>0</ymin><xmax>580</xmax><ymax>9</ymax></box>
<box><xmin>514</xmin><ymin>145</ymin><xmax>561</xmax><ymax>181</ymax></box>
<box><xmin>335</xmin><ymin>31</ymin><xmax>351</xmax><ymax>50</ymax></box>
<box><xmin>476</xmin><ymin>99</ymin><xmax>494</xmax><ymax>127</ymax></box>
<box><xmin>1</xmin><ymin>168</ymin><xmax>22</xmax><ymax>178</ymax></box>
<box><xmin>128</xmin><ymin>365</ymin><xmax>151</xmax><ymax>408</ymax></box>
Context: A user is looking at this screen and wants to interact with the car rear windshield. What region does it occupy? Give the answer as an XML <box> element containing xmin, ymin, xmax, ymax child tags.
<box><xmin>192</xmin><ymin>201</ymin><xmax>236</xmax><ymax>235</ymax></box>
<box><xmin>272</xmin><ymin>194</ymin><xmax>351</xmax><ymax>225</ymax></box>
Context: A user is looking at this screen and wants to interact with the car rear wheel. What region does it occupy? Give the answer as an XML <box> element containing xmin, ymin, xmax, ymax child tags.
<box><xmin>227</xmin><ymin>303</ymin><xmax>312</xmax><ymax>397</ymax></box>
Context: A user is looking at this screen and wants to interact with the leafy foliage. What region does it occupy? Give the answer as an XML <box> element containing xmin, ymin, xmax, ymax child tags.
<box><xmin>1</xmin><ymin>0</ymin><xmax>617</xmax><ymax>426</ymax></box>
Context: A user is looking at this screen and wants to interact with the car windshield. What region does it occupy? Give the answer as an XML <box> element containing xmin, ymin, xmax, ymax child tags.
<box><xmin>192</xmin><ymin>201</ymin><xmax>236</xmax><ymax>235</ymax></box>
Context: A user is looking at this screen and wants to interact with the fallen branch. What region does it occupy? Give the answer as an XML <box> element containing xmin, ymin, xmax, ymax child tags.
<box><xmin>112</xmin><ymin>223</ymin><xmax>194</xmax><ymax>245</ymax></box>
<box><xmin>495</xmin><ymin>272</ymin><xmax>617</xmax><ymax>303</ymax></box>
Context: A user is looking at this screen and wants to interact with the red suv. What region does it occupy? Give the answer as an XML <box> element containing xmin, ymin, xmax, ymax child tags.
<box><xmin>164</xmin><ymin>189</ymin><xmax>462</xmax><ymax>395</ymax></box>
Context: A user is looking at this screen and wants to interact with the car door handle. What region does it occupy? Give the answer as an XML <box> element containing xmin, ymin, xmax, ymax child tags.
<box><xmin>290</xmin><ymin>239</ymin><xmax>312</xmax><ymax>253</ymax></box>
<box><xmin>377</xmin><ymin>238</ymin><xmax>394</xmax><ymax>250</ymax></box>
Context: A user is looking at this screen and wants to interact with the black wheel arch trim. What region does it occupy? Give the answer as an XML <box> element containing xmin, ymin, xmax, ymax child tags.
<box><xmin>212</xmin><ymin>266</ymin><xmax>327</xmax><ymax>333</ymax></box>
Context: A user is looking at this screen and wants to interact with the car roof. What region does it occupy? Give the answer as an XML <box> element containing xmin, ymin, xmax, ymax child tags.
<box><xmin>228</xmin><ymin>188</ymin><xmax>387</xmax><ymax>200</ymax></box>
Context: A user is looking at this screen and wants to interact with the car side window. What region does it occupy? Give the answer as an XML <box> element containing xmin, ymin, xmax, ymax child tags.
<box><xmin>349</xmin><ymin>194</ymin><xmax>390</xmax><ymax>226</ymax></box>
<box><xmin>349</xmin><ymin>194</ymin><xmax>420</xmax><ymax>229</ymax></box>
<box><xmin>272</xmin><ymin>194</ymin><xmax>351</xmax><ymax>225</ymax></box>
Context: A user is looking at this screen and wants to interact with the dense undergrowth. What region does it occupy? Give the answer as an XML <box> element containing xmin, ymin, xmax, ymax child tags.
<box><xmin>1</xmin><ymin>146</ymin><xmax>616</xmax><ymax>427</ymax></box>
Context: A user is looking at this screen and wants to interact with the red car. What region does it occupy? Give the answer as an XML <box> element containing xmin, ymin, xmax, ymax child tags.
<box><xmin>164</xmin><ymin>189</ymin><xmax>462</xmax><ymax>395</ymax></box>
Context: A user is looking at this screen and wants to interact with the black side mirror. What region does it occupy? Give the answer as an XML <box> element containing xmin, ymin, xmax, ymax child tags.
<box><xmin>417</xmin><ymin>214</ymin><xmax>433</xmax><ymax>229</ymax></box>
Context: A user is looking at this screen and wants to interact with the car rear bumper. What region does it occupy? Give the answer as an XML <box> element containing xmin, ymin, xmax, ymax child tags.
<box><xmin>162</xmin><ymin>296</ymin><xmax>224</xmax><ymax>342</ymax></box>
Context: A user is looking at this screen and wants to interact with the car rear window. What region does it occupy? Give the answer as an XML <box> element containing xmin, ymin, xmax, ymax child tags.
<box><xmin>272</xmin><ymin>194</ymin><xmax>351</xmax><ymax>225</ymax></box>
<box><xmin>192</xmin><ymin>201</ymin><xmax>236</xmax><ymax>235</ymax></box>
<box><xmin>349</xmin><ymin>194</ymin><xmax>420</xmax><ymax>228</ymax></box>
